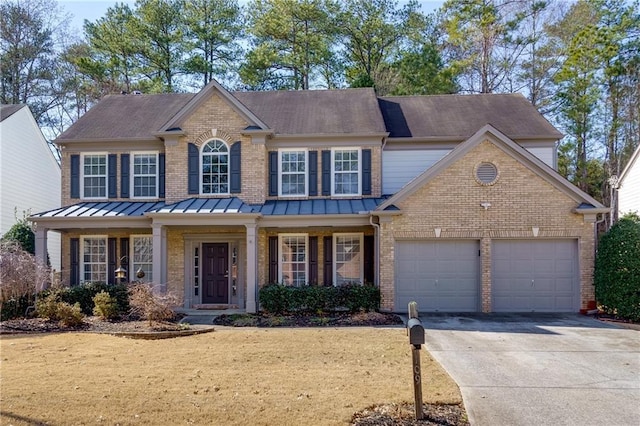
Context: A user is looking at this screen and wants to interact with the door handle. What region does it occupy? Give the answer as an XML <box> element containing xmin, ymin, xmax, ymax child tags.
<box><xmin>224</xmin><ymin>270</ymin><xmax>229</xmax><ymax>278</ymax></box>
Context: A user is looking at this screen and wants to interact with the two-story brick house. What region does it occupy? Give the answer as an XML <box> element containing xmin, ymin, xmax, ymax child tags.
<box><xmin>31</xmin><ymin>80</ymin><xmax>608</xmax><ymax>313</ymax></box>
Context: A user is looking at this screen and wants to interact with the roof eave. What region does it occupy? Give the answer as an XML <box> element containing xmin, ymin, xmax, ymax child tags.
<box><xmin>29</xmin><ymin>215</ymin><xmax>150</xmax><ymax>229</ymax></box>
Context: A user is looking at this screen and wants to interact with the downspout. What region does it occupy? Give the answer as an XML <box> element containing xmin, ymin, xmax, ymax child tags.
<box><xmin>369</xmin><ymin>214</ymin><xmax>380</xmax><ymax>287</ymax></box>
<box><xmin>594</xmin><ymin>213</ymin><xmax>606</xmax><ymax>255</ymax></box>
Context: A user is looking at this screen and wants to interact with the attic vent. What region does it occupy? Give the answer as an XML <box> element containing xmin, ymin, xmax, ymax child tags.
<box><xmin>475</xmin><ymin>162</ymin><xmax>498</xmax><ymax>185</ymax></box>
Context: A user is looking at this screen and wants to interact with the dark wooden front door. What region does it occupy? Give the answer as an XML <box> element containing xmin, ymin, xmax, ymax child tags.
<box><xmin>202</xmin><ymin>243</ymin><xmax>229</xmax><ymax>304</ymax></box>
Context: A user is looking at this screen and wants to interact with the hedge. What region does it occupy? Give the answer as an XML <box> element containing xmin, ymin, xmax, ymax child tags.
<box><xmin>259</xmin><ymin>283</ymin><xmax>380</xmax><ymax>314</ymax></box>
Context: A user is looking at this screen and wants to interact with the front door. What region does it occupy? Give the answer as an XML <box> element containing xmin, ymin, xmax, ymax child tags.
<box><xmin>202</xmin><ymin>243</ymin><xmax>229</xmax><ymax>304</ymax></box>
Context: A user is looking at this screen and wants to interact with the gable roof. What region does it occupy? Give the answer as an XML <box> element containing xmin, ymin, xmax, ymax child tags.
<box><xmin>377</xmin><ymin>124</ymin><xmax>605</xmax><ymax>212</ymax></box>
<box><xmin>0</xmin><ymin>104</ymin><xmax>26</xmax><ymax>122</ymax></box>
<box><xmin>378</xmin><ymin>93</ymin><xmax>563</xmax><ymax>140</ymax></box>
<box><xmin>618</xmin><ymin>145</ymin><xmax>640</xmax><ymax>186</ymax></box>
<box><xmin>233</xmin><ymin>88</ymin><xmax>386</xmax><ymax>135</ymax></box>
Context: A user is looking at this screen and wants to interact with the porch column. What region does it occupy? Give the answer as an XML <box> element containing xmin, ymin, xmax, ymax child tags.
<box><xmin>152</xmin><ymin>223</ymin><xmax>167</xmax><ymax>292</ymax></box>
<box><xmin>245</xmin><ymin>223</ymin><xmax>258</xmax><ymax>313</ymax></box>
<box><xmin>35</xmin><ymin>226</ymin><xmax>48</xmax><ymax>266</ymax></box>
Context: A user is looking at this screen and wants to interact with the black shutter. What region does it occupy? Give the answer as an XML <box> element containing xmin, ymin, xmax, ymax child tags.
<box><xmin>120</xmin><ymin>154</ymin><xmax>130</xmax><ymax>198</ymax></box>
<box><xmin>158</xmin><ymin>153</ymin><xmax>165</xmax><ymax>198</ymax></box>
<box><xmin>363</xmin><ymin>235</ymin><xmax>374</xmax><ymax>284</ymax></box>
<box><xmin>70</xmin><ymin>238</ymin><xmax>80</xmax><ymax>286</ymax></box>
<box><xmin>108</xmin><ymin>154</ymin><xmax>117</xmax><ymax>198</ymax></box>
<box><xmin>108</xmin><ymin>238</ymin><xmax>117</xmax><ymax>284</ymax></box>
<box><xmin>321</xmin><ymin>150</ymin><xmax>331</xmax><ymax>196</ymax></box>
<box><xmin>308</xmin><ymin>151</ymin><xmax>318</xmax><ymax>196</ymax></box>
<box><xmin>188</xmin><ymin>143</ymin><xmax>199</xmax><ymax>194</ymax></box>
<box><xmin>230</xmin><ymin>141</ymin><xmax>241</xmax><ymax>193</ymax></box>
<box><xmin>362</xmin><ymin>149</ymin><xmax>372</xmax><ymax>195</ymax></box>
<box><xmin>323</xmin><ymin>236</ymin><xmax>333</xmax><ymax>285</ymax></box>
<box><xmin>309</xmin><ymin>236</ymin><xmax>318</xmax><ymax>285</ymax></box>
<box><xmin>268</xmin><ymin>236</ymin><xmax>278</xmax><ymax>283</ymax></box>
<box><xmin>120</xmin><ymin>238</ymin><xmax>129</xmax><ymax>282</ymax></box>
<box><xmin>268</xmin><ymin>151</ymin><xmax>278</xmax><ymax>196</ymax></box>
<box><xmin>70</xmin><ymin>155</ymin><xmax>80</xmax><ymax>199</ymax></box>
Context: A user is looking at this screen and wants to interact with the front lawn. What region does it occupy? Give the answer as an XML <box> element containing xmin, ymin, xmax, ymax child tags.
<box><xmin>0</xmin><ymin>328</ymin><xmax>463</xmax><ymax>425</ymax></box>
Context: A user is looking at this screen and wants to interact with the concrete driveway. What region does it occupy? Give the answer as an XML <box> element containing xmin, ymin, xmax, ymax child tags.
<box><xmin>421</xmin><ymin>314</ymin><xmax>640</xmax><ymax>426</ymax></box>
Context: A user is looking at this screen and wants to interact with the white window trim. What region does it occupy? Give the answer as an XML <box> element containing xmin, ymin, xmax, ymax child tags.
<box><xmin>80</xmin><ymin>235</ymin><xmax>108</xmax><ymax>284</ymax></box>
<box><xmin>278</xmin><ymin>233</ymin><xmax>308</xmax><ymax>286</ymax></box>
<box><xmin>200</xmin><ymin>139</ymin><xmax>230</xmax><ymax>196</ymax></box>
<box><xmin>278</xmin><ymin>148</ymin><xmax>308</xmax><ymax>197</ymax></box>
<box><xmin>130</xmin><ymin>151</ymin><xmax>159</xmax><ymax>199</ymax></box>
<box><xmin>331</xmin><ymin>147</ymin><xmax>361</xmax><ymax>197</ymax></box>
<box><xmin>130</xmin><ymin>234</ymin><xmax>153</xmax><ymax>282</ymax></box>
<box><xmin>80</xmin><ymin>153</ymin><xmax>108</xmax><ymax>200</ymax></box>
<box><xmin>333</xmin><ymin>233</ymin><xmax>364</xmax><ymax>286</ymax></box>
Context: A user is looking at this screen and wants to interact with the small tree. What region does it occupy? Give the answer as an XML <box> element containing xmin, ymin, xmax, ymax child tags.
<box><xmin>1</xmin><ymin>215</ymin><xmax>35</xmax><ymax>254</ymax></box>
<box><xmin>594</xmin><ymin>214</ymin><xmax>640</xmax><ymax>321</ymax></box>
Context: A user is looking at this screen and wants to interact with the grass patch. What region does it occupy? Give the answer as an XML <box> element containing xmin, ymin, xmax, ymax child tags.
<box><xmin>0</xmin><ymin>328</ymin><xmax>462</xmax><ymax>425</ymax></box>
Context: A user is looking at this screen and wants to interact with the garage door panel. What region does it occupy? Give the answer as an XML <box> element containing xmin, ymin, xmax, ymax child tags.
<box><xmin>493</xmin><ymin>240</ymin><xmax>578</xmax><ymax>312</ymax></box>
<box><xmin>395</xmin><ymin>240</ymin><xmax>480</xmax><ymax>312</ymax></box>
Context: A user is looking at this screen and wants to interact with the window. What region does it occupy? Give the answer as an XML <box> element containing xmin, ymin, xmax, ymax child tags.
<box><xmin>279</xmin><ymin>150</ymin><xmax>307</xmax><ymax>196</ymax></box>
<box><xmin>201</xmin><ymin>139</ymin><xmax>229</xmax><ymax>194</ymax></box>
<box><xmin>334</xmin><ymin>233</ymin><xmax>363</xmax><ymax>285</ymax></box>
<box><xmin>82</xmin><ymin>154</ymin><xmax>107</xmax><ymax>198</ymax></box>
<box><xmin>132</xmin><ymin>153</ymin><xmax>157</xmax><ymax>198</ymax></box>
<box><xmin>131</xmin><ymin>236</ymin><xmax>153</xmax><ymax>282</ymax></box>
<box><xmin>81</xmin><ymin>236</ymin><xmax>107</xmax><ymax>283</ymax></box>
<box><xmin>279</xmin><ymin>234</ymin><xmax>307</xmax><ymax>286</ymax></box>
<box><xmin>332</xmin><ymin>148</ymin><xmax>360</xmax><ymax>196</ymax></box>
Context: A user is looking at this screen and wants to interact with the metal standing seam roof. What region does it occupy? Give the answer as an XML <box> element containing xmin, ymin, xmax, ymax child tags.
<box><xmin>31</xmin><ymin>198</ymin><xmax>394</xmax><ymax>219</ymax></box>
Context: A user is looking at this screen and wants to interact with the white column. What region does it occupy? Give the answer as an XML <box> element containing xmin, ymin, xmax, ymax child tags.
<box><xmin>35</xmin><ymin>226</ymin><xmax>48</xmax><ymax>265</ymax></box>
<box><xmin>245</xmin><ymin>223</ymin><xmax>258</xmax><ymax>313</ymax></box>
<box><xmin>152</xmin><ymin>223</ymin><xmax>166</xmax><ymax>292</ymax></box>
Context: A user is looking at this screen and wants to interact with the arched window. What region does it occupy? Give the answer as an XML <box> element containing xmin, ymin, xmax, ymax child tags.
<box><xmin>201</xmin><ymin>139</ymin><xmax>229</xmax><ymax>194</ymax></box>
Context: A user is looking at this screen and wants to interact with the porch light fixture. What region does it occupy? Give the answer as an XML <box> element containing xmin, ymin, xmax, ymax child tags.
<box><xmin>115</xmin><ymin>256</ymin><xmax>128</xmax><ymax>282</ymax></box>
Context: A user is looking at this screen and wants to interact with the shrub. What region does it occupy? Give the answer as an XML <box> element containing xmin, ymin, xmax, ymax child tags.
<box><xmin>128</xmin><ymin>283</ymin><xmax>178</xmax><ymax>324</ymax></box>
<box><xmin>93</xmin><ymin>291</ymin><xmax>119</xmax><ymax>320</ymax></box>
<box><xmin>1</xmin><ymin>217</ymin><xmax>35</xmax><ymax>254</ymax></box>
<box><xmin>0</xmin><ymin>241</ymin><xmax>51</xmax><ymax>319</ymax></box>
<box><xmin>259</xmin><ymin>283</ymin><xmax>380</xmax><ymax>314</ymax></box>
<box><xmin>36</xmin><ymin>292</ymin><xmax>85</xmax><ymax>327</ymax></box>
<box><xmin>55</xmin><ymin>282</ymin><xmax>129</xmax><ymax>315</ymax></box>
<box><xmin>595</xmin><ymin>214</ymin><xmax>640</xmax><ymax>321</ymax></box>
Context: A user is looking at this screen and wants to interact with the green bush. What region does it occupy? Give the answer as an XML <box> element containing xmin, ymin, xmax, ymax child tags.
<box><xmin>1</xmin><ymin>295</ymin><xmax>35</xmax><ymax>321</ymax></box>
<box><xmin>36</xmin><ymin>292</ymin><xmax>85</xmax><ymax>327</ymax></box>
<box><xmin>93</xmin><ymin>291</ymin><xmax>119</xmax><ymax>320</ymax></box>
<box><xmin>1</xmin><ymin>218</ymin><xmax>35</xmax><ymax>254</ymax></box>
<box><xmin>595</xmin><ymin>214</ymin><xmax>640</xmax><ymax>321</ymax></box>
<box><xmin>259</xmin><ymin>283</ymin><xmax>380</xmax><ymax>314</ymax></box>
<box><xmin>52</xmin><ymin>282</ymin><xmax>129</xmax><ymax>315</ymax></box>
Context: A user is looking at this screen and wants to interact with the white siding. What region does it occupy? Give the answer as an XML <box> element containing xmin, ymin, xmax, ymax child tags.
<box><xmin>0</xmin><ymin>107</ymin><xmax>61</xmax><ymax>269</ymax></box>
<box><xmin>525</xmin><ymin>147</ymin><xmax>555</xmax><ymax>168</ymax></box>
<box><xmin>618</xmin><ymin>152</ymin><xmax>640</xmax><ymax>216</ymax></box>
<box><xmin>382</xmin><ymin>149</ymin><xmax>450</xmax><ymax>194</ymax></box>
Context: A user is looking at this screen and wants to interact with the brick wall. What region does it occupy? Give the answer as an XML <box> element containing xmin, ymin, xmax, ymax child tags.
<box><xmin>378</xmin><ymin>140</ymin><xmax>596</xmax><ymax>312</ymax></box>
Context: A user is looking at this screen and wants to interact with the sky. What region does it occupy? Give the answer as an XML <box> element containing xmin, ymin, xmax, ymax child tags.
<box><xmin>58</xmin><ymin>0</ymin><xmax>446</xmax><ymax>32</ymax></box>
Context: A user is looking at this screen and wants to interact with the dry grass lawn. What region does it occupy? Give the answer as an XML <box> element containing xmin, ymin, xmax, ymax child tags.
<box><xmin>0</xmin><ymin>327</ymin><xmax>462</xmax><ymax>425</ymax></box>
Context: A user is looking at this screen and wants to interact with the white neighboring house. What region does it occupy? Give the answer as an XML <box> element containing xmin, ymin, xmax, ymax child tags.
<box><xmin>0</xmin><ymin>104</ymin><xmax>61</xmax><ymax>269</ymax></box>
<box><xmin>617</xmin><ymin>145</ymin><xmax>640</xmax><ymax>218</ymax></box>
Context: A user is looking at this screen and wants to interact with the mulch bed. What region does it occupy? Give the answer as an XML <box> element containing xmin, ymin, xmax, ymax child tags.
<box><xmin>212</xmin><ymin>311</ymin><xmax>404</xmax><ymax>327</ymax></box>
<box><xmin>0</xmin><ymin>316</ymin><xmax>189</xmax><ymax>335</ymax></box>
<box><xmin>351</xmin><ymin>402</ymin><xmax>469</xmax><ymax>425</ymax></box>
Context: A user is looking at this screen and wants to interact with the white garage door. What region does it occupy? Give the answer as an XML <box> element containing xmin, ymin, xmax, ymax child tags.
<box><xmin>395</xmin><ymin>240</ymin><xmax>480</xmax><ymax>312</ymax></box>
<box><xmin>492</xmin><ymin>240</ymin><xmax>579</xmax><ymax>312</ymax></box>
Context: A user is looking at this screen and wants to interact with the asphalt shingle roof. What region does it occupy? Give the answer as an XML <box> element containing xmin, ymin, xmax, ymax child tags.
<box><xmin>0</xmin><ymin>104</ymin><xmax>25</xmax><ymax>122</ymax></box>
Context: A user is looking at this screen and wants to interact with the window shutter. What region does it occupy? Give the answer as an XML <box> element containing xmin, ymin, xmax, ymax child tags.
<box><xmin>323</xmin><ymin>236</ymin><xmax>333</xmax><ymax>285</ymax></box>
<box><xmin>364</xmin><ymin>235</ymin><xmax>374</xmax><ymax>284</ymax></box>
<box><xmin>362</xmin><ymin>149</ymin><xmax>372</xmax><ymax>195</ymax></box>
<box><xmin>230</xmin><ymin>141</ymin><xmax>241</xmax><ymax>193</ymax></box>
<box><xmin>188</xmin><ymin>143</ymin><xmax>199</xmax><ymax>194</ymax></box>
<box><xmin>321</xmin><ymin>150</ymin><xmax>331</xmax><ymax>196</ymax></box>
<box><xmin>268</xmin><ymin>236</ymin><xmax>278</xmax><ymax>283</ymax></box>
<box><xmin>120</xmin><ymin>154</ymin><xmax>130</xmax><ymax>198</ymax></box>
<box><xmin>108</xmin><ymin>154</ymin><xmax>117</xmax><ymax>198</ymax></box>
<box><xmin>158</xmin><ymin>153</ymin><xmax>166</xmax><ymax>198</ymax></box>
<box><xmin>120</xmin><ymin>238</ymin><xmax>129</xmax><ymax>282</ymax></box>
<box><xmin>308</xmin><ymin>151</ymin><xmax>318</xmax><ymax>196</ymax></box>
<box><xmin>70</xmin><ymin>155</ymin><xmax>80</xmax><ymax>199</ymax></box>
<box><xmin>309</xmin><ymin>236</ymin><xmax>318</xmax><ymax>285</ymax></box>
<box><xmin>268</xmin><ymin>151</ymin><xmax>278</xmax><ymax>196</ymax></box>
<box><xmin>70</xmin><ymin>238</ymin><xmax>80</xmax><ymax>286</ymax></box>
<box><xmin>108</xmin><ymin>238</ymin><xmax>117</xmax><ymax>284</ymax></box>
